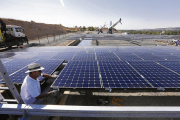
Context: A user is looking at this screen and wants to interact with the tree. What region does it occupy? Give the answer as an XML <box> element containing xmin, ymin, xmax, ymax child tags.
<box><xmin>87</xmin><ymin>26</ymin><xmax>95</xmax><ymax>31</ymax></box>
<box><xmin>83</xmin><ymin>26</ymin><xmax>86</xmax><ymax>31</ymax></box>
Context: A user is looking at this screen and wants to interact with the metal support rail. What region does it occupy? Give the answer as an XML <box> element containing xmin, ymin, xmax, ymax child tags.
<box><xmin>0</xmin><ymin>60</ymin><xmax>24</xmax><ymax>104</ymax></box>
<box><xmin>0</xmin><ymin>104</ymin><xmax>180</xmax><ymax>118</ymax></box>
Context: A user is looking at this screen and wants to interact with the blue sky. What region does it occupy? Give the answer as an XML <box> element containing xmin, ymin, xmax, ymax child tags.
<box><xmin>1</xmin><ymin>0</ymin><xmax>180</xmax><ymax>30</ymax></box>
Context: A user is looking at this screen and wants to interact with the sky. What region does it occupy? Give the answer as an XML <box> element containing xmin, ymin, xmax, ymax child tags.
<box><xmin>1</xmin><ymin>0</ymin><xmax>180</xmax><ymax>30</ymax></box>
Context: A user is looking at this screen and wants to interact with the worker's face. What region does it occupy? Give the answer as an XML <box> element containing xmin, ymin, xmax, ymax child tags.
<box><xmin>34</xmin><ymin>70</ymin><xmax>41</xmax><ymax>77</ymax></box>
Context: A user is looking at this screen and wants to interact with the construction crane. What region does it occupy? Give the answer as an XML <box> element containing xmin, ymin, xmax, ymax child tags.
<box><xmin>108</xmin><ymin>18</ymin><xmax>122</xmax><ymax>34</ymax></box>
<box><xmin>97</xmin><ymin>22</ymin><xmax>107</xmax><ymax>34</ymax></box>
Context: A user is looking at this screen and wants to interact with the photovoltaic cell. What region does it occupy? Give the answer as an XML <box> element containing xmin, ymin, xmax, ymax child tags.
<box><xmin>51</xmin><ymin>60</ymin><xmax>101</xmax><ymax>88</ymax></box>
<box><xmin>128</xmin><ymin>61</ymin><xmax>180</xmax><ymax>88</ymax></box>
<box><xmin>99</xmin><ymin>61</ymin><xmax>152</xmax><ymax>88</ymax></box>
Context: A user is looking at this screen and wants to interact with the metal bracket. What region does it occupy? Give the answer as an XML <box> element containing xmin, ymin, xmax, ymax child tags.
<box><xmin>157</xmin><ymin>87</ymin><xmax>165</xmax><ymax>91</ymax></box>
<box><xmin>20</xmin><ymin>109</ymin><xmax>30</xmax><ymax>120</ymax></box>
<box><xmin>0</xmin><ymin>93</ymin><xmax>4</xmax><ymax>102</ymax></box>
<box><xmin>105</xmin><ymin>88</ymin><xmax>112</xmax><ymax>92</ymax></box>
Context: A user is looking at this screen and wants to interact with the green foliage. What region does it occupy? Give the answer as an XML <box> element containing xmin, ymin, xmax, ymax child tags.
<box><xmin>81</xmin><ymin>26</ymin><xmax>86</xmax><ymax>31</ymax></box>
<box><xmin>87</xmin><ymin>26</ymin><xmax>95</xmax><ymax>31</ymax></box>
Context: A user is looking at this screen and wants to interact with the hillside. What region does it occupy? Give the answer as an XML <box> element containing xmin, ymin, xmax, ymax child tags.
<box><xmin>1</xmin><ymin>18</ymin><xmax>66</xmax><ymax>41</ymax></box>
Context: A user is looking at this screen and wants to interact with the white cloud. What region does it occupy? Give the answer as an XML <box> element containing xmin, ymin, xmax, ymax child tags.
<box><xmin>60</xmin><ymin>0</ymin><xmax>65</xmax><ymax>6</ymax></box>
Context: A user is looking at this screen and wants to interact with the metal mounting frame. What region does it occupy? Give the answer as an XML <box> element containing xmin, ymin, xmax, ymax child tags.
<box><xmin>0</xmin><ymin>60</ymin><xmax>24</xmax><ymax>104</ymax></box>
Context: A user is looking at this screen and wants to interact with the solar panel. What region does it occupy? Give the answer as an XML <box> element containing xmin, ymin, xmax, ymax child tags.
<box><xmin>73</xmin><ymin>53</ymin><xmax>96</xmax><ymax>60</ymax></box>
<box><xmin>0</xmin><ymin>59</ymin><xmax>12</xmax><ymax>63</ymax></box>
<box><xmin>0</xmin><ymin>52</ymin><xmax>16</xmax><ymax>59</ymax></box>
<box><xmin>128</xmin><ymin>61</ymin><xmax>180</xmax><ymax>88</ymax></box>
<box><xmin>51</xmin><ymin>60</ymin><xmax>101</xmax><ymax>88</ymax></box>
<box><xmin>9</xmin><ymin>59</ymin><xmax>64</xmax><ymax>84</ymax></box>
<box><xmin>114</xmin><ymin>52</ymin><xmax>142</xmax><ymax>61</ymax></box>
<box><xmin>51</xmin><ymin>52</ymin><xmax>76</xmax><ymax>61</ymax></box>
<box><xmin>0</xmin><ymin>59</ymin><xmax>38</xmax><ymax>83</ymax></box>
<box><xmin>157</xmin><ymin>61</ymin><xmax>180</xmax><ymax>74</ymax></box>
<box><xmin>99</xmin><ymin>61</ymin><xmax>152</xmax><ymax>88</ymax></box>
<box><xmin>96</xmin><ymin>52</ymin><xmax>119</xmax><ymax>61</ymax></box>
<box><xmin>134</xmin><ymin>53</ymin><xmax>165</xmax><ymax>60</ymax></box>
<box><xmin>3</xmin><ymin>59</ymin><xmax>37</xmax><ymax>75</ymax></box>
<box><xmin>95</xmin><ymin>48</ymin><xmax>110</xmax><ymax>53</ymax></box>
<box><xmin>30</xmin><ymin>52</ymin><xmax>58</xmax><ymax>59</ymax></box>
<box><xmin>108</xmin><ymin>48</ymin><xmax>125</xmax><ymax>52</ymax></box>
<box><xmin>79</xmin><ymin>48</ymin><xmax>95</xmax><ymax>53</ymax></box>
<box><xmin>63</xmin><ymin>48</ymin><xmax>80</xmax><ymax>52</ymax></box>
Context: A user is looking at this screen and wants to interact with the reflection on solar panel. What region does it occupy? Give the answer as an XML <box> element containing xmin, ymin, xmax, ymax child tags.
<box><xmin>63</xmin><ymin>48</ymin><xmax>80</xmax><ymax>52</ymax></box>
<box><xmin>115</xmin><ymin>52</ymin><xmax>142</xmax><ymax>61</ymax></box>
<box><xmin>108</xmin><ymin>48</ymin><xmax>125</xmax><ymax>52</ymax></box>
<box><xmin>0</xmin><ymin>53</ymin><xmax>16</xmax><ymax>58</ymax></box>
<box><xmin>1</xmin><ymin>59</ymin><xmax>12</xmax><ymax>63</ymax></box>
<box><xmin>9</xmin><ymin>59</ymin><xmax>64</xmax><ymax>84</ymax></box>
<box><xmin>52</xmin><ymin>60</ymin><xmax>101</xmax><ymax>88</ymax></box>
<box><xmin>30</xmin><ymin>52</ymin><xmax>58</xmax><ymax>59</ymax></box>
<box><xmin>128</xmin><ymin>61</ymin><xmax>180</xmax><ymax>88</ymax></box>
<box><xmin>0</xmin><ymin>59</ymin><xmax>37</xmax><ymax>83</ymax></box>
<box><xmin>134</xmin><ymin>53</ymin><xmax>165</xmax><ymax>60</ymax></box>
<box><xmin>99</xmin><ymin>61</ymin><xmax>152</xmax><ymax>88</ymax></box>
<box><xmin>95</xmin><ymin>48</ymin><xmax>110</xmax><ymax>53</ymax></box>
<box><xmin>51</xmin><ymin>52</ymin><xmax>76</xmax><ymax>61</ymax></box>
<box><xmin>3</xmin><ymin>59</ymin><xmax>37</xmax><ymax>75</ymax></box>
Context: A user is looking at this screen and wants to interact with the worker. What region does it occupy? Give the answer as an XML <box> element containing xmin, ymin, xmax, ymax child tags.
<box><xmin>175</xmin><ymin>39</ymin><xmax>179</xmax><ymax>46</ymax></box>
<box><xmin>21</xmin><ymin>63</ymin><xmax>57</xmax><ymax>104</ymax></box>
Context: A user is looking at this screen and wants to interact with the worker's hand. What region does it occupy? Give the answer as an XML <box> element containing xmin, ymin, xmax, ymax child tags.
<box><xmin>50</xmin><ymin>90</ymin><xmax>58</xmax><ymax>96</ymax></box>
<box><xmin>51</xmin><ymin>75</ymin><xmax>59</xmax><ymax>79</ymax></box>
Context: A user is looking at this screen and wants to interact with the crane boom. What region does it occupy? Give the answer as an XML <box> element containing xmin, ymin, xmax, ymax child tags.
<box><xmin>109</xmin><ymin>18</ymin><xmax>121</xmax><ymax>29</ymax></box>
<box><xmin>108</xmin><ymin>18</ymin><xmax>122</xmax><ymax>34</ymax></box>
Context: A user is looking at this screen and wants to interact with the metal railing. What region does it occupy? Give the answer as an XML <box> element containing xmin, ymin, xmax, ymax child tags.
<box><xmin>1</xmin><ymin>104</ymin><xmax>180</xmax><ymax>119</ymax></box>
<box><xmin>33</xmin><ymin>31</ymin><xmax>81</xmax><ymax>45</ymax></box>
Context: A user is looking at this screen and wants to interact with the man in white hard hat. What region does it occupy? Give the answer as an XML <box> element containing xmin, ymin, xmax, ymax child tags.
<box><xmin>21</xmin><ymin>63</ymin><xmax>56</xmax><ymax>104</ymax></box>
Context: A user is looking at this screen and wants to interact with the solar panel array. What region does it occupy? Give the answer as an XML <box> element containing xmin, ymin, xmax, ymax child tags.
<box><xmin>51</xmin><ymin>46</ymin><xmax>180</xmax><ymax>89</ymax></box>
<box><xmin>1</xmin><ymin>46</ymin><xmax>180</xmax><ymax>90</ymax></box>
